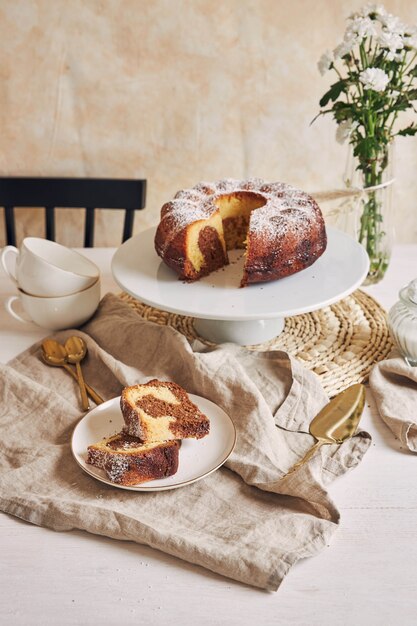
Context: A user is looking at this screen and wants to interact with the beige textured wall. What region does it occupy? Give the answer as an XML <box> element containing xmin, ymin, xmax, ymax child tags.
<box><xmin>1</xmin><ymin>0</ymin><xmax>416</xmax><ymax>246</ymax></box>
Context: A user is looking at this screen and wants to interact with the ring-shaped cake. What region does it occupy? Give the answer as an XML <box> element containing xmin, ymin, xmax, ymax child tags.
<box><xmin>154</xmin><ymin>178</ymin><xmax>327</xmax><ymax>287</ymax></box>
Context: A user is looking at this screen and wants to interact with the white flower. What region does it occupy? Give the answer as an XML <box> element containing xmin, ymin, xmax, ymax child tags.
<box><xmin>336</xmin><ymin>120</ymin><xmax>353</xmax><ymax>144</ymax></box>
<box><xmin>379</xmin><ymin>30</ymin><xmax>404</xmax><ymax>60</ymax></box>
<box><xmin>389</xmin><ymin>52</ymin><xmax>404</xmax><ymax>62</ymax></box>
<box><xmin>345</xmin><ymin>16</ymin><xmax>378</xmax><ymax>41</ymax></box>
<box><xmin>351</xmin><ymin>3</ymin><xmax>387</xmax><ymax>20</ymax></box>
<box><xmin>405</xmin><ymin>35</ymin><xmax>417</xmax><ymax>49</ymax></box>
<box><xmin>334</xmin><ymin>38</ymin><xmax>356</xmax><ymax>59</ymax></box>
<box><xmin>404</xmin><ymin>28</ymin><xmax>417</xmax><ymax>50</ymax></box>
<box><xmin>359</xmin><ymin>67</ymin><xmax>390</xmax><ymax>92</ymax></box>
<box><xmin>404</xmin><ymin>25</ymin><xmax>417</xmax><ymax>37</ymax></box>
<box><xmin>380</xmin><ymin>13</ymin><xmax>406</xmax><ymax>35</ymax></box>
<box><xmin>318</xmin><ymin>51</ymin><xmax>333</xmax><ymax>75</ymax></box>
<box><xmin>334</xmin><ymin>16</ymin><xmax>379</xmax><ymax>60</ymax></box>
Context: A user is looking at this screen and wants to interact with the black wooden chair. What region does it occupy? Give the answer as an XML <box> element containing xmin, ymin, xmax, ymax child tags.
<box><xmin>0</xmin><ymin>177</ymin><xmax>147</xmax><ymax>247</ymax></box>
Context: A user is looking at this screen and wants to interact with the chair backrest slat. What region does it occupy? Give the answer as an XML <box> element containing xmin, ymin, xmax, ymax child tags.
<box><xmin>0</xmin><ymin>177</ymin><xmax>147</xmax><ymax>247</ymax></box>
<box><xmin>45</xmin><ymin>206</ymin><xmax>55</xmax><ymax>241</ymax></box>
<box><xmin>84</xmin><ymin>208</ymin><xmax>95</xmax><ymax>248</ymax></box>
<box><xmin>4</xmin><ymin>206</ymin><xmax>16</xmax><ymax>246</ymax></box>
<box><xmin>123</xmin><ymin>209</ymin><xmax>136</xmax><ymax>243</ymax></box>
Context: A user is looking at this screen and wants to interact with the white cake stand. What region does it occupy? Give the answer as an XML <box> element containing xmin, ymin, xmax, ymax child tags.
<box><xmin>111</xmin><ymin>226</ymin><xmax>369</xmax><ymax>345</ymax></box>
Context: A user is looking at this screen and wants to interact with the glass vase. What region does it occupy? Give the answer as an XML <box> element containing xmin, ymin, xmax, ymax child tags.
<box><xmin>388</xmin><ymin>279</ymin><xmax>417</xmax><ymax>367</ymax></box>
<box><xmin>342</xmin><ymin>142</ymin><xmax>395</xmax><ymax>285</ymax></box>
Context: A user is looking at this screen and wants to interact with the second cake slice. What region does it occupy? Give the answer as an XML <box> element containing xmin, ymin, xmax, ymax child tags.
<box><xmin>87</xmin><ymin>433</ymin><xmax>180</xmax><ymax>486</ymax></box>
<box><xmin>121</xmin><ymin>379</ymin><xmax>210</xmax><ymax>443</ymax></box>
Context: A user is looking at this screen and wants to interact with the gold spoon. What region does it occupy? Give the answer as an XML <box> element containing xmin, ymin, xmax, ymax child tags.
<box><xmin>41</xmin><ymin>340</ymin><xmax>104</xmax><ymax>406</ymax></box>
<box><xmin>64</xmin><ymin>336</ymin><xmax>90</xmax><ymax>411</ymax></box>
<box><xmin>286</xmin><ymin>383</ymin><xmax>366</xmax><ymax>475</ymax></box>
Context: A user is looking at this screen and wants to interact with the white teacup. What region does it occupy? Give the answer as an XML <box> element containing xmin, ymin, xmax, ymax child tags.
<box><xmin>0</xmin><ymin>237</ymin><xmax>99</xmax><ymax>297</ymax></box>
<box><xmin>5</xmin><ymin>278</ymin><xmax>101</xmax><ymax>330</ymax></box>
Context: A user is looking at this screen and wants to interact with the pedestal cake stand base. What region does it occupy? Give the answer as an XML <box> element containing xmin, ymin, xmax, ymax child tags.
<box><xmin>193</xmin><ymin>317</ymin><xmax>285</xmax><ymax>345</ymax></box>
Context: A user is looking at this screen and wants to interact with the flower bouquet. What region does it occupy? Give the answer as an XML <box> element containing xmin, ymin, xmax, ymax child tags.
<box><xmin>316</xmin><ymin>3</ymin><xmax>417</xmax><ymax>283</ymax></box>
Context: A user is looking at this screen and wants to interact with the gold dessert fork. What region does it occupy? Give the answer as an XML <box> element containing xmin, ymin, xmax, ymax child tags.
<box><xmin>41</xmin><ymin>339</ymin><xmax>104</xmax><ymax>406</ymax></box>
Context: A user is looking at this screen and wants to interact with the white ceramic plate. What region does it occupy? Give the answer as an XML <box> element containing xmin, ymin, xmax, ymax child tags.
<box><xmin>111</xmin><ymin>226</ymin><xmax>369</xmax><ymax>321</ymax></box>
<box><xmin>71</xmin><ymin>394</ymin><xmax>236</xmax><ymax>491</ymax></box>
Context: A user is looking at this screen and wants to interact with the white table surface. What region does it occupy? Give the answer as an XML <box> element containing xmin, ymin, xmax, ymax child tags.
<box><xmin>1</xmin><ymin>245</ymin><xmax>416</xmax><ymax>626</ymax></box>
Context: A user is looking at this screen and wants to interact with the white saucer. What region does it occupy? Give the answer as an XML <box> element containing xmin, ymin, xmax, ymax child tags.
<box><xmin>111</xmin><ymin>226</ymin><xmax>369</xmax><ymax>343</ymax></box>
<box><xmin>71</xmin><ymin>394</ymin><xmax>236</xmax><ymax>492</ymax></box>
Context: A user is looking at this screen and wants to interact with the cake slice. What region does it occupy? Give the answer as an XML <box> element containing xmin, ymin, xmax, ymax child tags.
<box><xmin>87</xmin><ymin>433</ymin><xmax>180</xmax><ymax>486</ymax></box>
<box><xmin>121</xmin><ymin>379</ymin><xmax>210</xmax><ymax>443</ymax></box>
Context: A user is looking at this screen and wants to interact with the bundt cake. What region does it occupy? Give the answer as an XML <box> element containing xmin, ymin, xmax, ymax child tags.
<box><xmin>87</xmin><ymin>434</ymin><xmax>180</xmax><ymax>486</ymax></box>
<box><xmin>154</xmin><ymin>178</ymin><xmax>327</xmax><ymax>287</ymax></box>
<box><xmin>121</xmin><ymin>379</ymin><xmax>210</xmax><ymax>443</ymax></box>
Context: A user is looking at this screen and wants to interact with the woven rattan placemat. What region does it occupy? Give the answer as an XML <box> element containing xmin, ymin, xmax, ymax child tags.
<box><xmin>119</xmin><ymin>289</ymin><xmax>393</xmax><ymax>397</ymax></box>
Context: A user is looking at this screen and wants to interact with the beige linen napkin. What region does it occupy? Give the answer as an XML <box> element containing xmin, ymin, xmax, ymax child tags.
<box><xmin>369</xmin><ymin>350</ymin><xmax>417</xmax><ymax>452</ymax></box>
<box><xmin>0</xmin><ymin>294</ymin><xmax>370</xmax><ymax>591</ymax></box>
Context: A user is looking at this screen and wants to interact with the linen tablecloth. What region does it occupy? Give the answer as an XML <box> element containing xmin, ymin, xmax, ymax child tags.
<box><xmin>0</xmin><ymin>294</ymin><xmax>371</xmax><ymax>590</ymax></box>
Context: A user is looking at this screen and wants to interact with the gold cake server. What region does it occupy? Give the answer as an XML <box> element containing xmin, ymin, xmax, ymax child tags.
<box><xmin>286</xmin><ymin>383</ymin><xmax>366</xmax><ymax>475</ymax></box>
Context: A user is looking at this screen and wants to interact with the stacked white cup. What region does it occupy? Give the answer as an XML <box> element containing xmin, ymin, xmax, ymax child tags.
<box><xmin>1</xmin><ymin>237</ymin><xmax>100</xmax><ymax>330</ymax></box>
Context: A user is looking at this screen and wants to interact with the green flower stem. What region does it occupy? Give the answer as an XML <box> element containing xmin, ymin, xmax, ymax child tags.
<box><xmin>404</xmin><ymin>50</ymin><xmax>417</xmax><ymax>73</ymax></box>
<box><xmin>357</xmin><ymin>146</ymin><xmax>390</xmax><ymax>283</ymax></box>
<box><xmin>353</xmin><ymin>42</ymin><xmax>389</xmax><ymax>281</ymax></box>
<box><xmin>359</xmin><ymin>43</ymin><xmax>368</xmax><ymax>69</ymax></box>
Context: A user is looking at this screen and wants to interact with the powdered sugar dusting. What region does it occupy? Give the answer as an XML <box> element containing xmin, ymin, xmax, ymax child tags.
<box><xmin>105</xmin><ymin>455</ymin><xmax>130</xmax><ymax>483</ymax></box>
<box><xmin>249</xmin><ymin>184</ymin><xmax>317</xmax><ymax>238</ymax></box>
<box><xmin>156</xmin><ymin>178</ymin><xmax>320</xmax><ymax>254</ymax></box>
<box><xmin>162</xmin><ymin>197</ymin><xmax>214</xmax><ymax>230</ymax></box>
<box><xmin>87</xmin><ymin>446</ymin><xmax>130</xmax><ymax>483</ymax></box>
